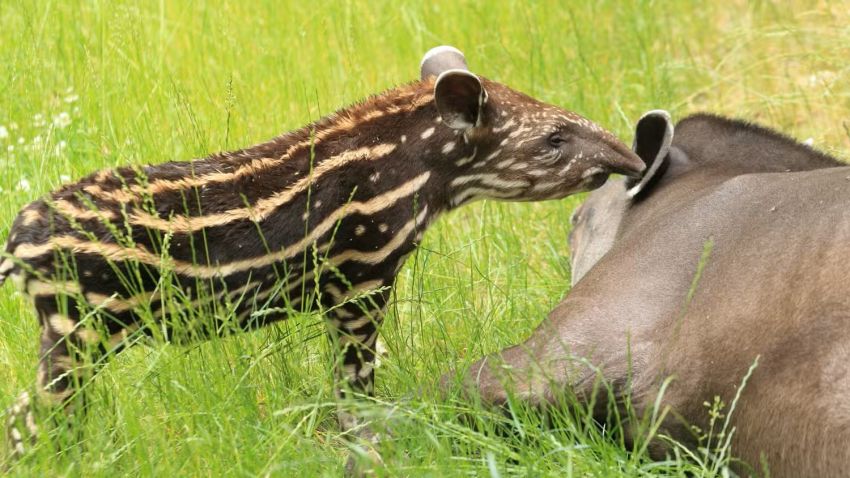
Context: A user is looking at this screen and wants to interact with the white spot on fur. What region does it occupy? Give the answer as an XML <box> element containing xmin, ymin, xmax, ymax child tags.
<box><xmin>369</xmin><ymin>171</ymin><xmax>380</xmax><ymax>182</ymax></box>
<box><xmin>451</xmin><ymin>187</ymin><xmax>523</xmax><ymax>206</ymax></box>
<box><xmin>420</xmin><ymin>127</ymin><xmax>435</xmax><ymax>139</ymax></box>
<box><xmin>48</xmin><ymin>314</ymin><xmax>77</xmax><ymax>337</ymax></box>
<box><xmin>582</xmin><ymin>166</ymin><xmax>605</xmax><ymax>179</ymax></box>
<box><xmin>451</xmin><ymin>173</ymin><xmax>530</xmax><ymax>189</ymax></box>
<box><xmin>10</xmin><ymin>272</ymin><xmax>24</xmax><ymax>291</ymax></box>
<box><xmin>531</xmin><ymin>182</ymin><xmax>560</xmax><ymax>192</ymax></box>
<box><xmin>355</xmin><ymin>225</ymin><xmax>366</xmax><ymax>236</ymax></box>
<box><xmin>379</xmin><ymin>224</ymin><xmax>389</xmax><ymax>233</ymax></box>
<box><xmin>493</xmin><ymin>119</ymin><xmax>516</xmax><ymax>133</ymax></box>
<box><xmin>441</xmin><ymin>141</ymin><xmax>456</xmax><ymax>154</ymax></box>
<box><xmin>455</xmin><ymin>146</ymin><xmax>478</xmax><ymax>166</ymax></box>
<box><xmin>400</xmin><ymin>135</ymin><xmax>407</xmax><ymax>143</ymax></box>
<box><xmin>358</xmin><ymin>362</ymin><xmax>374</xmax><ymax>378</ymax></box>
<box><xmin>25</xmin><ymin>411</ymin><xmax>37</xmax><ymax>434</ymax></box>
<box><xmin>559</xmin><ymin>159</ymin><xmax>576</xmax><ymax>175</ymax></box>
<box><xmin>314</xmin><ymin>200</ymin><xmax>322</xmax><ymax>209</ymax></box>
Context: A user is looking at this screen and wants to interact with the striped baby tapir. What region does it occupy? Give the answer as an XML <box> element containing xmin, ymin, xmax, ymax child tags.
<box><xmin>2</xmin><ymin>46</ymin><xmax>644</xmax><ymax>460</ymax></box>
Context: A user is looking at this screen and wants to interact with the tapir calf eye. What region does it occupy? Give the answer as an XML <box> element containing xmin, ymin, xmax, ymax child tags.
<box><xmin>548</xmin><ymin>132</ymin><xmax>567</xmax><ymax>148</ymax></box>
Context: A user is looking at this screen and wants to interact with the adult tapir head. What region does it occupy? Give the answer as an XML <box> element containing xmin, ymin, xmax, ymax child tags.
<box><xmin>568</xmin><ymin>110</ymin><xmax>674</xmax><ymax>285</ymax></box>
<box><xmin>567</xmin><ymin>108</ymin><xmax>843</xmax><ymax>286</ymax></box>
<box><xmin>419</xmin><ymin>46</ymin><xmax>645</xmax><ymax>207</ymax></box>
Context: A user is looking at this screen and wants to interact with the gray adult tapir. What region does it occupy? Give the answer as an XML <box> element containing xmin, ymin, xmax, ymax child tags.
<box><xmin>445</xmin><ymin>111</ymin><xmax>850</xmax><ymax>477</ymax></box>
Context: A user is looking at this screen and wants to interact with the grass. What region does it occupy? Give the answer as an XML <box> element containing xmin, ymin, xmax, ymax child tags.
<box><xmin>1</xmin><ymin>0</ymin><xmax>849</xmax><ymax>476</ymax></box>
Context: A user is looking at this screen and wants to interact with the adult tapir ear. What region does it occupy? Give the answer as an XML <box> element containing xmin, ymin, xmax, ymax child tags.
<box><xmin>421</xmin><ymin>46</ymin><xmax>486</xmax><ymax>130</ymax></box>
<box><xmin>626</xmin><ymin>109</ymin><xmax>674</xmax><ymax>198</ymax></box>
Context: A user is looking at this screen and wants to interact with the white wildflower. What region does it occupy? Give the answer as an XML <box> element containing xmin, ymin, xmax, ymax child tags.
<box><xmin>33</xmin><ymin>113</ymin><xmax>46</xmax><ymax>127</ymax></box>
<box><xmin>9</xmin><ymin>122</ymin><xmax>18</xmax><ymax>131</ymax></box>
<box><xmin>53</xmin><ymin>112</ymin><xmax>71</xmax><ymax>129</ymax></box>
<box><xmin>60</xmin><ymin>174</ymin><xmax>71</xmax><ymax>182</ymax></box>
<box><xmin>32</xmin><ymin>135</ymin><xmax>42</xmax><ymax>145</ymax></box>
<box><xmin>17</xmin><ymin>177</ymin><xmax>30</xmax><ymax>192</ymax></box>
<box><xmin>803</xmin><ymin>138</ymin><xmax>814</xmax><ymax>146</ymax></box>
<box><xmin>6</xmin><ymin>145</ymin><xmax>13</xmax><ymax>152</ymax></box>
<box><xmin>64</xmin><ymin>94</ymin><xmax>79</xmax><ymax>103</ymax></box>
<box><xmin>17</xmin><ymin>137</ymin><xmax>24</xmax><ymax>145</ymax></box>
<box><xmin>0</xmin><ymin>126</ymin><xmax>7</xmax><ymax>139</ymax></box>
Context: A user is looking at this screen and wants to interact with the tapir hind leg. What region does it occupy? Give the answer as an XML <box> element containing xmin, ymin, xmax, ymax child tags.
<box><xmin>5</xmin><ymin>292</ymin><xmax>132</xmax><ymax>460</ymax></box>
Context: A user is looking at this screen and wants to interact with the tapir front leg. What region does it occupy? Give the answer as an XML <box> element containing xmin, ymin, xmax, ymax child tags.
<box><xmin>323</xmin><ymin>280</ymin><xmax>389</xmax><ymax>472</ymax></box>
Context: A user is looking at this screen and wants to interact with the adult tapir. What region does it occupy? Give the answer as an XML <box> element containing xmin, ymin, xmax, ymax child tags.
<box><xmin>446</xmin><ymin>111</ymin><xmax>850</xmax><ymax>477</ymax></box>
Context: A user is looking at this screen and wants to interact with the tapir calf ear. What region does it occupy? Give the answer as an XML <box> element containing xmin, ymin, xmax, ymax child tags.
<box><xmin>421</xmin><ymin>45</ymin><xmax>469</xmax><ymax>79</ymax></box>
<box><xmin>626</xmin><ymin>109</ymin><xmax>674</xmax><ymax>198</ymax></box>
<box><xmin>434</xmin><ymin>70</ymin><xmax>486</xmax><ymax>129</ymax></box>
<box><xmin>421</xmin><ymin>46</ymin><xmax>487</xmax><ymax>130</ymax></box>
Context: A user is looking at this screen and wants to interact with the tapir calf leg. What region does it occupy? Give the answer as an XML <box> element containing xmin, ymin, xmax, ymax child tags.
<box><xmin>6</xmin><ymin>294</ymin><xmax>113</xmax><ymax>459</ymax></box>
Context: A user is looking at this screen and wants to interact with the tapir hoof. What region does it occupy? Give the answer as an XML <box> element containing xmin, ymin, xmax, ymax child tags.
<box><xmin>343</xmin><ymin>445</ymin><xmax>384</xmax><ymax>477</ymax></box>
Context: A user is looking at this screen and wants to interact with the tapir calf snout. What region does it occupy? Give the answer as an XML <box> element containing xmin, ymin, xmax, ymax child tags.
<box><xmin>600</xmin><ymin>136</ymin><xmax>645</xmax><ymax>178</ymax></box>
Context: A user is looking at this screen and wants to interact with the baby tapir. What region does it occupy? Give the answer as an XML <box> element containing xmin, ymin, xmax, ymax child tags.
<box><xmin>447</xmin><ymin>110</ymin><xmax>850</xmax><ymax>477</ymax></box>
<box><xmin>2</xmin><ymin>46</ymin><xmax>644</xmax><ymax>464</ymax></box>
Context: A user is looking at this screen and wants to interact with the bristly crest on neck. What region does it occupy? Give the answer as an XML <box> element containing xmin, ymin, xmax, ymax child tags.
<box><xmin>675</xmin><ymin>113</ymin><xmax>845</xmax><ymax>174</ymax></box>
<box><xmin>217</xmin><ymin>78</ymin><xmax>438</xmax><ymax>164</ymax></box>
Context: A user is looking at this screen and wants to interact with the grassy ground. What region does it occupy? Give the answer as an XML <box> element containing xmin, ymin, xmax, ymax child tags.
<box><xmin>1</xmin><ymin>1</ymin><xmax>849</xmax><ymax>476</ymax></box>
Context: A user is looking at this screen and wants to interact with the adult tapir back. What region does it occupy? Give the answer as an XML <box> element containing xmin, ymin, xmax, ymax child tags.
<box><xmin>451</xmin><ymin>111</ymin><xmax>850</xmax><ymax>477</ymax></box>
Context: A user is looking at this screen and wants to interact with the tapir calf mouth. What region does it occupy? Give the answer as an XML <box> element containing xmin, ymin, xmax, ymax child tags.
<box><xmin>584</xmin><ymin>172</ymin><xmax>611</xmax><ymax>190</ymax></box>
<box><xmin>580</xmin><ymin>166</ymin><xmax>618</xmax><ymax>190</ymax></box>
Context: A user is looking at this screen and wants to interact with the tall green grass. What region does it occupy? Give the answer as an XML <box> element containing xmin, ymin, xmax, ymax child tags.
<box><xmin>1</xmin><ymin>1</ymin><xmax>848</xmax><ymax>476</ymax></box>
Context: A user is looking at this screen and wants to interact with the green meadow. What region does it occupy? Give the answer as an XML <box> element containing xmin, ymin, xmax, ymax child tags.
<box><xmin>1</xmin><ymin>1</ymin><xmax>848</xmax><ymax>476</ymax></box>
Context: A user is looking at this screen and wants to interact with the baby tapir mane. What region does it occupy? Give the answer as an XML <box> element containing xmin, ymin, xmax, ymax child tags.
<box><xmin>221</xmin><ymin>78</ymin><xmax>438</xmax><ymax>162</ymax></box>
<box><xmin>673</xmin><ymin>113</ymin><xmax>845</xmax><ymax>175</ymax></box>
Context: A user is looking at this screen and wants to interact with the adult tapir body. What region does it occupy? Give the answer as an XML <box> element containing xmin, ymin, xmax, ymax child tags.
<box><xmin>450</xmin><ymin>111</ymin><xmax>850</xmax><ymax>477</ymax></box>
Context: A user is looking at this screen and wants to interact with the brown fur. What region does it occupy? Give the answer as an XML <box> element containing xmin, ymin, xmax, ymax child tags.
<box><xmin>450</xmin><ymin>114</ymin><xmax>850</xmax><ymax>477</ymax></box>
